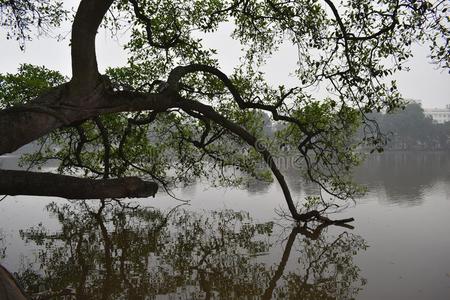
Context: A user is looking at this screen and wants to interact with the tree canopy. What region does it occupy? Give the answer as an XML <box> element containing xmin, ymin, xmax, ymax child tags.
<box><xmin>0</xmin><ymin>0</ymin><xmax>448</xmax><ymax>222</ymax></box>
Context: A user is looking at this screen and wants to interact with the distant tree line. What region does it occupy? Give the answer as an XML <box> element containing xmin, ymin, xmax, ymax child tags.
<box><xmin>263</xmin><ymin>103</ymin><xmax>450</xmax><ymax>152</ymax></box>
<box><xmin>367</xmin><ymin>103</ymin><xmax>450</xmax><ymax>151</ymax></box>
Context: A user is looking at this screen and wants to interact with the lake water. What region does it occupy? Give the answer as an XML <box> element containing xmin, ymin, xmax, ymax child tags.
<box><xmin>0</xmin><ymin>152</ymin><xmax>449</xmax><ymax>299</ymax></box>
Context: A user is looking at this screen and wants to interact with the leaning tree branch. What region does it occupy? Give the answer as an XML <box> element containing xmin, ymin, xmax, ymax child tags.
<box><xmin>0</xmin><ymin>170</ymin><xmax>158</xmax><ymax>199</ymax></box>
<box><xmin>0</xmin><ymin>87</ymin><xmax>175</xmax><ymax>155</ymax></box>
<box><xmin>177</xmin><ymin>98</ymin><xmax>305</xmax><ymax>220</ymax></box>
<box><xmin>167</xmin><ymin>63</ymin><xmax>311</xmax><ymax>133</ymax></box>
<box><xmin>169</xmin><ymin>64</ymin><xmax>353</xmax><ymax>223</ymax></box>
<box><xmin>0</xmin><ymin>57</ymin><xmax>352</xmax><ymax>224</ymax></box>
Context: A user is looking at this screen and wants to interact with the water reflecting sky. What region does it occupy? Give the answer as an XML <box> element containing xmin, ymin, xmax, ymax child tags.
<box><xmin>0</xmin><ymin>151</ymin><xmax>449</xmax><ymax>299</ymax></box>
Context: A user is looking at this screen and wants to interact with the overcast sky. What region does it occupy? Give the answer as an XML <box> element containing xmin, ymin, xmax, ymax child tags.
<box><xmin>0</xmin><ymin>1</ymin><xmax>448</xmax><ymax>108</ymax></box>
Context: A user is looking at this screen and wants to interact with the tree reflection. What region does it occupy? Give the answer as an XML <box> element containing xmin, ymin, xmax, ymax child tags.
<box><xmin>15</xmin><ymin>202</ymin><xmax>367</xmax><ymax>299</ymax></box>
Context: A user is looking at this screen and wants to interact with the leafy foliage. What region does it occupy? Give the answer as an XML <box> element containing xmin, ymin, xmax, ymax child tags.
<box><xmin>0</xmin><ymin>0</ymin><xmax>67</xmax><ymax>49</ymax></box>
<box><xmin>0</xmin><ymin>64</ymin><xmax>66</xmax><ymax>108</ymax></box>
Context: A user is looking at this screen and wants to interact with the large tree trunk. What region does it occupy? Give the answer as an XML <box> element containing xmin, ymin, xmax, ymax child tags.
<box><xmin>0</xmin><ymin>264</ymin><xmax>27</xmax><ymax>300</ymax></box>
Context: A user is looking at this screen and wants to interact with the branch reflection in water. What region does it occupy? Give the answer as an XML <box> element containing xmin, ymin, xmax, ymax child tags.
<box><xmin>15</xmin><ymin>201</ymin><xmax>368</xmax><ymax>299</ymax></box>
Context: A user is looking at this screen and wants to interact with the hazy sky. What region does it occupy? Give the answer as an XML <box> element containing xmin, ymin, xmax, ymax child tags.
<box><xmin>0</xmin><ymin>1</ymin><xmax>448</xmax><ymax>108</ymax></box>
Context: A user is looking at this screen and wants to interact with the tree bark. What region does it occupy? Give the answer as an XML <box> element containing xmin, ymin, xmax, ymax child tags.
<box><xmin>0</xmin><ymin>89</ymin><xmax>173</xmax><ymax>156</ymax></box>
<box><xmin>70</xmin><ymin>0</ymin><xmax>115</xmax><ymax>96</ymax></box>
<box><xmin>0</xmin><ymin>264</ymin><xmax>27</xmax><ymax>300</ymax></box>
<box><xmin>0</xmin><ymin>170</ymin><xmax>158</xmax><ymax>199</ymax></box>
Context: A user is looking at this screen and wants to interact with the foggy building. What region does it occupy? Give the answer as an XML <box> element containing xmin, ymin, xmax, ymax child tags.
<box><xmin>423</xmin><ymin>104</ymin><xmax>450</xmax><ymax>124</ymax></box>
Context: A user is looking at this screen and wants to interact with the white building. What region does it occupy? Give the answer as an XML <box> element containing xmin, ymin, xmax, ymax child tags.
<box><xmin>424</xmin><ymin>104</ymin><xmax>450</xmax><ymax>124</ymax></box>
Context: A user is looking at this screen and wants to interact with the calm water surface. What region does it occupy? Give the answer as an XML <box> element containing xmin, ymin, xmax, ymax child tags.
<box><xmin>0</xmin><ymin>152</ymin><xmax>449</xmax><ymax>299</ymax></box>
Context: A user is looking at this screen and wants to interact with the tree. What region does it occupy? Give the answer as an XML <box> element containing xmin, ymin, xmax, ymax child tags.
<box><xmin>0</xmin><ymin>0</ymin><xmax>448</xmax><ymax>222</ymax></box>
